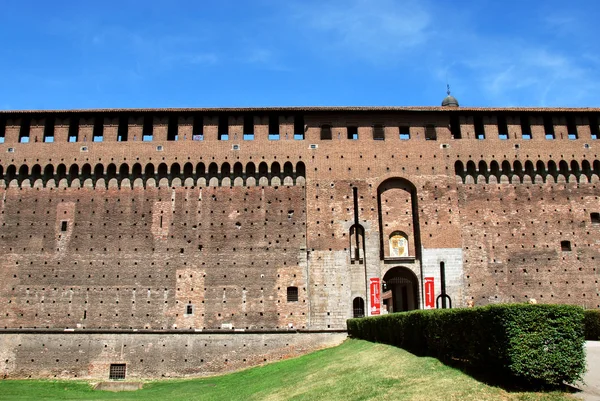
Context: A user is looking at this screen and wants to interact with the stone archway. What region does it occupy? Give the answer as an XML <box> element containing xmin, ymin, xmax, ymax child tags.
<box><xmin>382</xmin><ymin>267</ymin><xmax>419</xmax><ymax>313</ymax></box>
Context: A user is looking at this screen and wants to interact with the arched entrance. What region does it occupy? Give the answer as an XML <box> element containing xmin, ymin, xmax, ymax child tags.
<box><xmin>352</xmin><ymin>297</ymin><xmax>365</xmax><ymax>318</ymax></box>
<box><xmin>382</xmin><ymin>267</ymin><xmax>419</xmax><ymax>312</ymax></box>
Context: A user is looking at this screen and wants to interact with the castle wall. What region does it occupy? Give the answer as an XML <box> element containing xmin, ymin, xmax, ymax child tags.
<box><xmin>0</xmin><ymin>106</ymin><xmax>599</xmax><ymax>377</ymax></box>
<box><xmin>0</xmin><ymin>331</ymin><xmax>346</xmax><ymax>379</ymax></box>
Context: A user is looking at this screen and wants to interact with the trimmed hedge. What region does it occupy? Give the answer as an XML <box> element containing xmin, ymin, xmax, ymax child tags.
<box><xmin>347</xmin><ymin>304</ymin><xmax>585</xmax><ymax>386</ymax></box>
<box><xmin>585</xmin><ymin>309</ymin><xmax>600</xmax><ymax>340</ymax></box>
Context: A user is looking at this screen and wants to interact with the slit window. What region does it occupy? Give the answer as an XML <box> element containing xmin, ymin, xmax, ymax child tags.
<box><xmin>561</xmin><ymin>240</ymin><xmax>571</xmax><ymax>252</ymax></box>
<box><xmin>449</xmin><ymin>116</ymin><xmax>461</xmax><ymax>139</ymax></box>
<box><xmin>218</xmin><ymin>116</ymin><xmax>228</xmax><ymax>140</ymax></box>
<box><xmin>589</xmin><ymin>115</ymin><xmax>599</xmax><ymax>140</ymax></box>
<box><xmin>117</xmin><ymin>116</ymin><xmax>128</xmax><ymax>142</ymax></box>
<box><xmin>142</xmin><ymin>116</ymin><xmax>153</xmax><ymax>141</ymax></box>
<box><xmin>19</xmin><ymin>118</ymin><xmax>30</xmax><ymax>143</ymax></box>
<box><xmin>60</xmin><ymin>221</ymin><xmax>68</xmax><ymax>232</ymax></box>
<box><xmin>567</xmin><ymin>115</ymin><xmax>578</xmax><ymax>140</ymax></box>
<box><xmin>521</xmin><ymin>115</ymin><xmax>532</xmax><ymax>139</ymax></box>
<box><xmin>109</xmin><ymin>364</ymin><xmax>126</xmax><ymax>380</ymax></box>
<box><xmin>425</xmin><ymin>124</ymin><xmax>437</xmax><ymax>140</ymax></box>
<box><xmin>591</xmin><ymin>213</ymin><xmax>600</xmax><ymax>224</ymax></box>
<box><xmin>373</xmin><ymin>124</ymin><xmax>385</xmax><ymax>140</ymax></box>
<box><xmin>544</xmin><ymin>116</ymin><xmax>555</xmax><ymax>139</ymax></box>
<box><xmin>268</xmin><ymin>115</ymin><xmax>279</xmax><ymax>140</ymax></box>
<box><xmin>243</xmin><ymin>115</ymin><xmax>254</xmax><ymax>140</ymax></box>
<box><xmin>497</xmin><ymin>115</ymin><xmax>509</xmax><ymax>140</ymax></box>
<box><xmin>44</xmin><ymin>117</ymin><xmax>55</xmax><ymax>143</ymax></box>
<box><xmin>294</xmin><ymin>115</ymin><xmax>305</xmax><ymax>140</ymax></box>
<box><xmin>192</xmin><ymin>115</ymin><xmax>204</xmax><ymax>141</ymax></box>
<box><xmin>474</xmin><ymin>115</ymin><xmax>485</xmax><ymax>139</ymax></box>
<box><xmin>320</xmin><ymin>124</ymin><xmax>332</xmax><ymax>140</ymax></box>
<box><xmin>347</xmin><ymin>126</ymin><xmax>358</xmax><ymax>140</ymax></box>
<box><xmin>92</xmin><ymin>116</ymin><xmax>103</xmax><ymax>142</ymax></box>
<box><xmin>167</xmin><ymin>115</ymin><xmax>178</xmax><ymax>141</ymax></box>
<box><xmin>287</xmin><ymin>286</ymin><xmax>299</xmax><ymax>302</ymax></box>
<box><xmin>186</xmin><ymin>304</ymin><xmax>193</xmax><ymax>315</ymax></box>
<box><xmin>399</xmin><ymin>126</ymin><xmax>410</xmax><ymax>140</ymax></box>
<box><xmin>0</xmin><ymin>117</ymin><xmax>5</xmax><ymax>143</ymax></box>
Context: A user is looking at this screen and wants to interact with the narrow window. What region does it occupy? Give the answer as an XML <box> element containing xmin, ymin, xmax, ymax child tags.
<box><xmin>474</xmin><ymin>115</ymin><xmax>485</xmax><ymax>139</ymax></box>
<box><xmin>561</xmin><ymin>240</ymin><xmax>571</xmax><ymax>252</ymax></box>
<box><xmin>218</xmin><ymin>116</ymin><xmax>228</xmax><ymax>140</ymax></box>
<box><xmin>109</xmin><ymin>364</ymin><xmax>126</xmax><ymax>380</ymax></box>
<box><xmin>268</xmin><ymin>115</ymin><xmax>279</xmax><ymax>140</ymax></box>
<box><xmin>117</xmin><ymin>116</ymin><xmax>128</xmax><ymax>142</ymax></box>
<box><xmin>294</xmin><ymin>115</ymin><xmax>305</xmax><ymax>140</ymax></box>
<box><xmin>0</xmin><ymin>116</ymin><xmax>5</xmax><ymax>144</ymax></box>
<box><xmin>497</xmin><ymin>115</ymin><xmax>509</xmax><ymax>140</ymax></box>
<box><xmin>167</xmin><ymin>115</ymin><xmax>178</xmax><ymax>141</ymax></box>
<box><xmin>353</xmin><ymin>297</ymin><xmax>365</xmax><ymax>318</ymax></box>
<box><xmin>60</xmin><ymin>221</ymin><xmax>68</xmax><ymax>232</ymax></box>
<box><xmin>320</xmin><ymin>124</ymin><xmax>332</xmax><ymax>140</ymax></box>
<box><xmin>92</xmin><ymin>116</ymin><xmax>103</xmax><ymax>142</ymax></box>
<box><xmin>449</xmin><ymin>116</ymin><xmax>461</xmax><ymax>139</ymax></box>
<box><xmin>19</xmin><ymin>117</ymin><xmax>30</xmax><ymax>143</ymax></box>
<box><xmin>591</xmin><ymin>213</ymin><xmax>600</xmax><ymax>224</ymax></box>
<box><xmin>590</xmin><ymin>115</ymin><xmax>599</xmax><ymax>140</ymax></box>
<box><xmin>521</xmin><ymin>115</ymin><xmax>532</xmax><ymax>139</ymax></box>
<box><xmin>192</xmin><ymin>115</ymin><xmax>204</xmax><ymax>141</ymax></box>
<box><xmin>567</xmin><ymin>115</ymin><xmax>578</xmax><ymax>140</ymax></box>
<box><xmin>287</xmin><ymin>286</ymin><xmax>299</xmax><ymax>302</ymax></box>
<box><xmin>425</xmin><ymin>124</ymin><xmax>437</xmax><ymax>140</ymax></box>
<box><xmin>347</xmin><ymin>126</ymin><xmax>358</xmax><ymax>140</ymax></box>
<box><xmin>142</xmin><ymin>115</ymin><xmax>153</xmax><ymax>141</ymax></box>
<box><xmin>544</xmin><ymin>116</ymin><xmax>555</xmax><ymax>139</ymax></box>
<box><xmin>372</xmin><ymin>124</ymin><xmax>385</xmax><ymax>140</ymax></box>
<box><xmin>243</xmin><ymin>115</ymin><xmax>254</xmax><ymax>140</ymax></box>
<box><xmin>399</xmin><ymin>126</ymin><xmax>410</xmax><ymax>140</ymax></box>
<box><xmin>68</xmin><ymin>117</ymin><xmax>79</xmax><ymax>142</ymax></box>
<box><xmin>44</xmin><ymin>116</ymin><xmax>55</xmax><ymax>143</ymax></box>
<box><xmin>186</xmin><ymin>304</ymin><xmax>193</xmax><ymax>315</ymax></box>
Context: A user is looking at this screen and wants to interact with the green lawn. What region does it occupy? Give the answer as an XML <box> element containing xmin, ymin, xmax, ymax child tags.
<box><xmin>0</xmin><ymin>339</ymin><xmax>574</xmax><ymax>401</ymax></box>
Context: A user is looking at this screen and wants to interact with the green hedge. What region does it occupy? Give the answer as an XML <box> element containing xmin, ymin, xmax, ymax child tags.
<box><xmin>585</xmin><ymin>309</ymin><xmax>600</xmax><ymax>340</ymax></box>
<box><xmin>347</xmin><ymin>304</ymin><xmax>585</xmax><ymax>386</ymax></box>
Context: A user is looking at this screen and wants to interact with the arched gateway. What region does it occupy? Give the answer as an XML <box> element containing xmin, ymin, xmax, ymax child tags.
<box><xmin>382</xmin><ymin>266</ymin><xmax>419</xmax><ymax>312</ymax></box>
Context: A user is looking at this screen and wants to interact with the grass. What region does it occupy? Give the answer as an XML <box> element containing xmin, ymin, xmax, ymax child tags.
<box><xmin>0</xmin><ymin>339</ymin><xmax>575</xmax><ymax>401</ymax></box>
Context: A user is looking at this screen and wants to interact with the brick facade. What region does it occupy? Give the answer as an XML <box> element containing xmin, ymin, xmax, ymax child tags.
<box><xmin>0</xmin><ymin>106</ymin><xmax>598</xmax><ymax>378</ymax></box>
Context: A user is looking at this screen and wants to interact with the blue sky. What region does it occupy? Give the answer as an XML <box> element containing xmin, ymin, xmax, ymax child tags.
<box><xmin>1</xmin><ymin>0</ymin><xmax>599</xmax><ymax>109</ymax></box>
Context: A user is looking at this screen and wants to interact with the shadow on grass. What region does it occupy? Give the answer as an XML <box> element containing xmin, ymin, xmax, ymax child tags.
<box><xmin>399</xmin><ymin>345</ymin><xmax>582</xmax><ymax>395</ymax></box>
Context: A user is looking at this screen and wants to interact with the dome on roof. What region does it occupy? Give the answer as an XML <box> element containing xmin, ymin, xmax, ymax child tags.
<box><xmin>441</xmin><ymin>95</ymin><xmax>459</xmax><ymax>107</ymax></box>
<box><xmin>441</xmin><ymin>85</ymin><xmax>459</xmax><ymax>107</ymax></box>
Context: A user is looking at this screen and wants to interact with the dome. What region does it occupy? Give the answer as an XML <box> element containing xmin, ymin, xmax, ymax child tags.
<box><xmin>441</xmin><ymin>95</ymin><xmax>459</xmax><ymax>107</ymax></box>
<box><xmin>441</xmin><ymin>85</ymin><xmax>459</xmax><ymax>107</ymax></box>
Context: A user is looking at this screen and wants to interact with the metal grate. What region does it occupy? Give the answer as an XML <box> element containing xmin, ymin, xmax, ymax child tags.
<box><xmin>109</xmin><ymin>363</ymin><xmax>126</xmax><ymax>380</ymax></box>
<box><xmin>287</xmin><ymin>286</ymin><xmax>298</xmax><ymax>302</ymax></box>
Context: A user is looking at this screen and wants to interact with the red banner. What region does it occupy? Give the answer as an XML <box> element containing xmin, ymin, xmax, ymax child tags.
<box><xmin>425</xmin><ymin>277</ymin><xmax>435</xmax><ymax>309</ymax></box>
<box><xmin>370</xmin><ymin>278</ymin><xmax>381</xmax><ymax>315</ymax></box>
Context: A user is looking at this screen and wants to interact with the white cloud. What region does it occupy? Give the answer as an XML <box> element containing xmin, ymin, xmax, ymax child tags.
<box><xmin>291</xmin><ymin>0</ymin><xmax>431</xmax><ymax>61</ymax></box>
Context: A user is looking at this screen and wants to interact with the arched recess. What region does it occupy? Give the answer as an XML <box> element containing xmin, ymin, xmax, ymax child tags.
<box><xmin>524</xmin><ymin>160</ymin><xmax>535</xmax><ymax>181</ymax></box>
<box><xmin>454</xmin><ymin>161</ymin><xmax>465</xmax><ymax>183</ymax></box>
<box><xmin>131</xmin><ymin>163</ymin><xmax>142</xmax><ymax>182</ymax></box>
<box><xmin>170</xmin><ymin>163</ymin><xmax>181</xmax><ymax>186</ymax></box>
<box><xmin>349</xmin><ymin>223</ymin><xmax>365</xmax><ymax>264</ymax></box>
<box><xmin>536</xmin><ymin>160</ymin><xmax>547</xmax><ymax>182</ymax></box>
<box><xmin>382</xmin><ymin>266</ymin><xmax>419</xmax><ymax>312</ymax></box>
<box><xmin>18</xmin><ymin>164</ymin><xmax>29</xmax><ymax>186</ymax></box>
<box><xmin>30</xmin><ymin>164</ymin><xmax>42</xmax><ymax>185</ymax></box>
<box><xmin>68</xmin><ymin>164</ymin><xmax>79</xmax><ymax>185</ymax></box>
<box><xmin>5</xmin><ymin>165</ymin><xmax>17</xmax><ymax>186</ymax></box>
<box><xmin>55</xmin><ymin>164</ymin><xmax>67</xmax><ymax>184</ymax></box>
<box><xmin>183</xmin><ymin>162</ymin><xmax>193</xmax><ymax>181</ymax></box>
<box><xmin>582</xmin><ymin>160</ymin><xmax>592</xmax><ymax>181</ymax></box>
<box><xmin>352</xmin><ymin>297</ymin><xmax>365</xmax><ymax>318</ymax></box>
<box><xmin>377</xmin><ymin>177</ymin><xmax>421</xmax><ymax>261</ymax></box>
<box><xmin>157</xmin><ymin>163</ymin><xmax>168</xmax><ymax>185</ymax></box>
<box><xmin>258</xmin><ymin>162</ymin><xmax>268</xmax><ymax>185</ymax></box>
<box><xmin>295</xmin><ymin>161</ymin><xmax>306</xmax><ymax>184</ymax></box>
<box><xmin>477</xmin><ymin>160</ymin><xmax>488</xmax><ymax>183</ymax></box>
<box><xmin>43</xmin><ymin>164</ymin><xmax>54</xmax><ymax>186</ymax></box>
